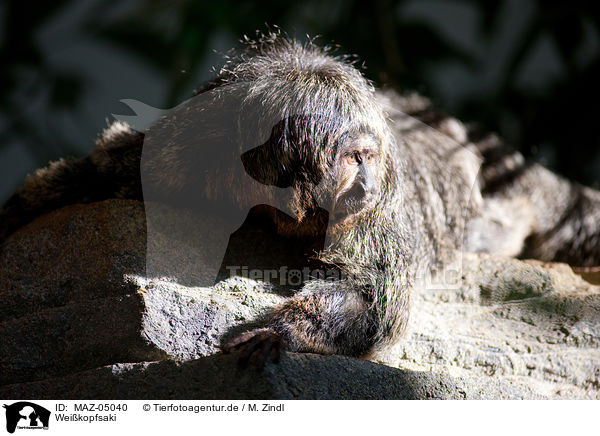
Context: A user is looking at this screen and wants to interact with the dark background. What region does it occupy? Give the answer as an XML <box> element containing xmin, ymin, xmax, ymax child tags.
<box><xmin>1</xmin><ymin>0</ymin><xmax>599</xmax><ymax>205</ymax></box>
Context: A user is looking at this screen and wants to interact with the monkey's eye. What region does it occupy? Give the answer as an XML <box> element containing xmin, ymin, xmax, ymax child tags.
<box><xmin>345</xmin><ymin>152</ymin><xmax>360</xmax><ymax>166</ymax></box>
<box><xmin>365</xmin><ymin>153</ymin><xmax>376</xmax><ymax>162</ymax></box>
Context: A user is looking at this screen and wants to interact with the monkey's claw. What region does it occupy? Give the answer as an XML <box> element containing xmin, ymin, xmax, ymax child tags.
<box><xmin>223</xmin><ymin>328</ymin><xmax>284</xmax><ymax>369</ymax></box>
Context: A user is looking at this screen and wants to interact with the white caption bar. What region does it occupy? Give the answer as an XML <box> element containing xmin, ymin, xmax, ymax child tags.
<box><xmin>0</xmin><ymin>400</ymin><xmax>595</xmax><ymax>436</ymax></box>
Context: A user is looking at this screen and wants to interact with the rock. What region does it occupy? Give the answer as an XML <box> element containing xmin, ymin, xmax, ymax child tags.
<box><xmin>379</xmin><ymin>253</ymin><xmax>600</xmax><ymax>399</ymax></box>
<box><xmin>0</xmin><ymin>293</ymin><xmax>162</xmax><ymax>386</ymax></box>
<box><xmin>0</xmin><ymin>353</ymin><xmax>542</xmax><ymax>400</ymax></box>
<box><xmin>0</xmin><ymin>200</ymin><xmax>146</xmax><ymax>324</ymax></box>
<box><xmin>0</xmin><ymin>200</ymin><xmax>156</xmax><ymax>386</ymax></box>
<box><xmin>1</xmin><ymin>199</ymin><xmax>599</xmax><ymax>398</ymax></box>
<box><xmin>0</xmin><ymin>200</ymin><xmax>281</xmax><ymax>385</ymax></box>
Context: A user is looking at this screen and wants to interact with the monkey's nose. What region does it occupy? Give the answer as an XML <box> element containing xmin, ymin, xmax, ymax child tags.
<box><xmin>345</xmin><ymin>183</ymin><xmax>368</xmax><ymax>202</ymax></box>
<box><xmin>348</xmin><ymin>181</ymin><xmax>378</xmax><ymax>204</ymax></box>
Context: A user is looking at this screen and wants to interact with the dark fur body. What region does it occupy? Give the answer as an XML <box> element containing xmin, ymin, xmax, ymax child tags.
<box><xmin>2</xmin><ymin>35</ymin><xmax>600</xmax><ymax>359</ymax></box>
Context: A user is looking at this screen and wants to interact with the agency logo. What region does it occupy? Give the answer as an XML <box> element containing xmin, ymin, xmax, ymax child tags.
<box><xmin>3</xmin><ymin>402</ymin><xmax>50</xmax><ymax>434</ymax></box>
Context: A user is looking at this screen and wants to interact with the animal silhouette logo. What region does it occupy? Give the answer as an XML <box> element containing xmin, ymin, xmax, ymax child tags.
<box><xmin>3</xmin><ymin>402</ymin><xmax>50</xmax><ymax>433</ymax></box>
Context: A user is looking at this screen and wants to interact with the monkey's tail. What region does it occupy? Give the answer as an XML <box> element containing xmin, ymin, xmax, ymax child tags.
<box><xmin>0</xmin><ymin>124</ymin><xmax>144</xmax><ymax>242</ymax></box>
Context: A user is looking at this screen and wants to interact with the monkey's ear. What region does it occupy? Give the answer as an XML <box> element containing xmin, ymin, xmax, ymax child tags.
<box><xmin>241</xmin><ymin>143</ymin><xmax>292</xmax><ymax>188</ymax></box>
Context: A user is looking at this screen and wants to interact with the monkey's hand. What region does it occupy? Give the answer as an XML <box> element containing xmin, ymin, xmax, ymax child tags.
<box><xmin>223</xmin><ymin>328</ymin><xmax>285</xmax><ymax>369</ymax></box>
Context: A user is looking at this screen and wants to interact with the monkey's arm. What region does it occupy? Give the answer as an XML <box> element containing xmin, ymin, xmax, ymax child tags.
<box><xmin>224</xmin><ymin>269</ymin><xmax>408</xmax><ymax>366</ymax></box>
<box><xmin>224</xmin><ymin>284</ymin><xmax>376</xmax><ymax>366</ymax></box>
<box><xmin>268</xmin><ymin>283</ymin><xmax>379</xmax><ymax>354</ymax></box>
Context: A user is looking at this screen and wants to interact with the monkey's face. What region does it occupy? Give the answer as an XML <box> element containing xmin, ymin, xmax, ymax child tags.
<box><xmin>327</xmin><ymin>132</ymin><xmax>382</xmax><ymax>224</ymax></box>
<box><xmin>240</xmin><ymin>118</ymin><xmax>383</xmax><ymax>228</ymax></box>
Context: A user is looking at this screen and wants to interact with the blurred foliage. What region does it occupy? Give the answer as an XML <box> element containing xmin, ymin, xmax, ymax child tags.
<box><xmin>0</xmin><ymin>0</ymin><xmax>84</xmax><ymax>163</ymax></box>
<box><xmin>1</xmin><ymin>0</ymin><xmax>599</xmax><ymax>186</ymax></box>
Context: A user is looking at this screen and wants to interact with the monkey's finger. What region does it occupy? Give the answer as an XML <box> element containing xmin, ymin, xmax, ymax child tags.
<box><xmin>269</xmin><ymin>340</ymin><xmax>282</xmax><ymax>364</ymax></box>
<box><xmin>237</xmin><ymin>335</ymin><xmax>265</xmax><ymax>361</ymax></box>
<box><xmin>248</xmin><ymin>333</ymin><xmax>279</xmax><ymax>369</ymax></box>
<box><xmin>248</xmin><ymin>345</ymin><xmax>266</xmax><ymax>369</ymax></box>
<box><xmin>223</xmin><ymin>330</ymin><xmax>258</xmax><ymax>353</ymax></box>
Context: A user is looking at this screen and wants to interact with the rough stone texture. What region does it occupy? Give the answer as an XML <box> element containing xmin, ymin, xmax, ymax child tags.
<box><xmin>137</xmin><ymin>276</ymin><xmax>285</xmax><ymax>359</ymax></box>
<box><xmin>379</xmin><ymin>254</ymin><xmax>600</xmax><ymax>399</ymax></box>
<box><xmin>0</xmin><ymin>353</ymin><xmax>542</xmax><ymax>400</ymax></box>
<box><xmin>0</xmin><ymin>200</ymin><xmax>146</xmax><ymax>324</ymax></box>
<box><xmin>0</xmin><ymin>200</ymin><xmax>158</xmax><ymax>386</ymax></box>
<box><xmin>0</xmin><ymin>293</ymin><xmax>161</xmax><ymax>387</ymax></box>
<box><xmin>1</xmin><ymin>199</ymin><xmax>599</xmax><ymax>399</ymax></box>
<box><xmin>0</xmin><ymin>200</ymin><xmax>283</xmax><ymax>386</ymax></box>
